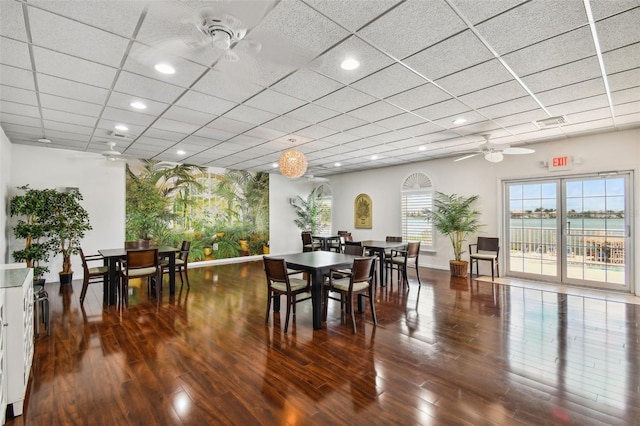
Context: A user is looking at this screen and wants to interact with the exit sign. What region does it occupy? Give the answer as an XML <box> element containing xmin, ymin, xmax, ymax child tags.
<box><xmin>549</xmin><ymin>155</ymin><xmax>572</xmax><ymax>171</ymax></box>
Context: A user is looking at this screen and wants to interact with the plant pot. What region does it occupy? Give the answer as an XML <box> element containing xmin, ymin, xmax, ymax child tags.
<box><xmin>449</xmin><ymin>260</ymin><xmax>469</xmax><ymax>278</ymax></box>
<box><xmin>138</xmin><ymin>239</ymin><xmax>151</xmax><ymax>248</ymax></box>
<box><xmin>59</xmin><ymin>272</ymin><xmax>73</xmax><ymax>285</ymax></box>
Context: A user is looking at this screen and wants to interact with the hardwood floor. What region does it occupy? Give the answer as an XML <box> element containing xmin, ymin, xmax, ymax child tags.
<box><xmin>6</xmin><ymin>261</ymin><xmax>640</xmax><ymax>425</ymax></box>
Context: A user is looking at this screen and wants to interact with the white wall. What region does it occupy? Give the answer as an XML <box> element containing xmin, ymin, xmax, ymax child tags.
<box><xmin>0</xmin><ymin>127</ymin><xmax>12</xmax><ymax>263</ymax></box>
<box><xmin>8</xmin><ymin>144</ymin><xmax>126</xmax><ymax>282</ymax></box>
<box><xmin>328</xmin><ymin>128</ymin><xmax>640</xmax><ymax>292</ymax></box>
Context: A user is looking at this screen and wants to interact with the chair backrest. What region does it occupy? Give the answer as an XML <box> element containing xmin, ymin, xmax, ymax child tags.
<box><xmin>126</xmin><ymin>248</ymin><xmax>159</xmax><ymax>271</ymax></box>
<box><xmin>343</xmin><ymin>244</ymin><xmax>365</xmax><ymax>256</ymax></box>
<box><xmin>263</xmin><ymin>257</ymin><xmax>290</xmax><ymax>288</ymax></box>
<box><xmin>350</xmin><ymin>257</ymin><xmax>375</xmax><ymax>286</ymax></box>
<box><xmin>477</xmin><ymin>237</ymin><xmax>499</xmax><ymax>253</ymax></box>
<box><xmin>386</xmin><ymin>236</ymin><xmax>402</xmax><ymax>242</ymax></box>
<box><xmin>406</xmin><ymin>241</ymin><xmax>420</xmax><ymax>259</ymax></box>
<box><xmin>178</xmin><ymin>240</ymin><xmax>191</xmax><ymax>260</ymax></box>
<box><xmin>344</xmin><ymin>240</ymin><xmax>362</xmax><ymax>247</ymax></box>
<box><xmin>79</xmin><ymin>248</ymin><xmax>90</xmax><ymax>275</ymax></box>
<box><xmin>301</xmin><ymin>232</ymin><xmax>313</xmax><ymax>245</ymax></box>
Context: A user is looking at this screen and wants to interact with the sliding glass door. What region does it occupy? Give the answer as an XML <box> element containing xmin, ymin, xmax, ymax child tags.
<box><xmin>506</xmin><ymin>173</ymin><xmax>632</xmax><ymax>292</ymax></box>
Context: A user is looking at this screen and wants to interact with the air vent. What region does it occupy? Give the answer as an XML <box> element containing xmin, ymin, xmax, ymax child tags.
<box><xmin>533</xmin><ymin>115</ymin><xmax>569</xmax><ymax>128</ymax></box>
<box><xmin>109</xmin><ymin>130</ymin><xmax>134</xmax><ymax>140</ymax></box>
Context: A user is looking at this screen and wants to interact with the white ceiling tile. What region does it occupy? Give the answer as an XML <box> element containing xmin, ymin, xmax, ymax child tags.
<box><xmin>521</xmin><ymin>56</ymin><xmax>603</xmax><ymax>93</ymax></box>
<box><xmin>0</xmin><ymin>100</ymin><xmax>39</xmax><ymax>117</ymax></box>
<box><xmin>41</xmin><ymin>109</ymin><xmax>97</xmax><ymax>127</ymax></box>
<box><xmin>608</xmin><ymin>68</ymin><xmax>640</xmax><ymax>92</ymax></box>
<box><xmin>244</xmin><ymin>126</ymin><xmax>287</xmax><ymax>140</ymax></box>
<box><xmin>310</xmin><ymin>36</ymin><xmax>394</xmax><ymax>84</ymax></box>
<box><xmin>345</xmin><ymin>123</ymin><xmax>389</xmax><ymax>138</ymax></box>
<box><xmin>107</xmin><ymin>91</ymin><xmax>169</xmax><ymax>117</ymax></box>
<box><xmin>101</xmin><ymin>106</ymin><xmax>156</xmax><ymax>127</ymax></box>
<box><xmin>191</xmin><ymin>69</ymin><xmax>264</xmax><ymax>103</ymax></box>
<box><xmin>226</xmin><ymin>134</ymin><xmax>264</xmax><ymax>147</ymax></box>
<box><xmin>0</xmin><ymin>85</ymin><xmax>38</xmax><ymax>106</ymax></box>
<box><xmin>114</xmin><ymin>71</ymin><xmax>185</xmax><ymax>104</ymax></box>
<box><xmin>1</xmin><ymin>1</ymin><xmax>27</xmax><ymax>41</ymax></box>
<box><xmin>0</xmin><ymin>112</ymin><xmax>41</xmax><ymax>128</ymax></box>
<box><xmin>161</xmin><ymin>105</ymin><xmax>215</xmax><ymax>127</ymax></box>
<box><xmin>33</xmin><ymin>46</ymin><xmax>117</xmax><ymax>88</ymax></box>
<box><xmin>405</xmin><ymin>30</ymin><xmax>494</xmax><ymax>81</ymax></box>
<box><xmin>151</xmin><ymin>117</ymin><xmax>200</xmax><ymax>134</ymax></box>
<box><xmin>285</xmin><ymin>103</ymin><xmax>340</xmax><ymax>124</ymax></box>
<box><xmin>385</xmin><ymin>83</ymin><xmax>452</xmax><ymax>111</ymax></box>
<box><xmin>305</xmin><ymin>0</ymin><xmax>398</xmax><ymax>31</ymax></box>
<box><xmin>612</xmin><ymin>87</ymin><xmax>640</xmax><ymax>106</ymax></box>
<box><xmin>477</xmin><ymin>97</ymin><xmax>541</xmax><ymax>120</ymax></box>
<box><xmin>29</xmin><ymin>8</ymin><xmax>129</xmax><ymax>67</ymax></box>
<box><xmin>358</xmin><ymin>1</ymin><xmax>466</xmax><ymax>59</ymax></box>
<box><xmin>320</xmin><ymin>114</ymin><xmax>368</xmax><ymax>132</ymax></box>
<box><xmin>435</xmin><ymin>59</ymin><xmax>513</xmax><ymax>97</ymax></box>
<box><xmin>414</xmin><ymin>99</ymin><xmax>470</xmax><ymax>121</ymax></box>
<box><xmin>558</xmin><ymin>117</ymin><xmax>614</xmax><ymax>133</ymax></box>
<box><xmin>351</xmin><ymin>64</ymin><xmax>426</xmax><ymax>99</ymax></box>
<box><xmin>245</xmin><ymin>89</ymin><xmax>307</xmax><ymax>115</ymax></box>
<box><xmin>314</xmin><ymin>86</ymin><xmax>377</xmax><ymax>112</ymax></box>
<box><xmin>295</xmin><ymin>124</ymin><xmax>337</xmax><ymax>139</ymax></box>
<box><xmin>458</xmin><ymin>80</ymin><xmax>530</xmax><ymax>109</ymax></box>
<box><xmin>477</xmin><ymin>0</ymin><xmax>588</xmax><ymax>55</ymax></box>
<box><xmin>537</xmin><ymin>78</ymin><xmax>606</xmax><ymax>106</ymax></box>
<box><xmin>547</xmin><ymin>95</ymin><xmax>609</xmax><ymax>116</ymax></box>
<box><xmin>208</xmin><ymin>116</ymin><xmax>255</xmax><ymax>134</ymax></box>
<box><xmin>503</xmin><ymin>27</ymin><xmax>596</xmax><ymax>76</ymax></box>
<box><xmin>0</xmin><ymin>65</ymin><xmax>35</xmax><ymax>91</ymax></box>
<box><xmin>322</xmin><ymin>133</ymin><xmax>360</xmax><ymax>144</ymax></box>
<box><xmin>375</xmin><ymin>112</ymin><xmax>426</xmax><ymax>130</ymax></box>
<box><xmin>194</xmin><ymin>126</ymin><xmax>235</xmax><ymax>141</ymax></box>
<box><xmin>180</xmin><ymin>135</ymin><xmax>219</xmax><ymax>148</ymax></box>
<box><xmin>270</xmin><ymin>69</ymin><xmax>343</xmax><ymax>101</ymax></box>
<box><xmin>43</xmin><ymin>119</ymin><xmax>92</xmax><ymax>135</ymax></box>
<box><xmin>2</xmin><ymin>124</ymin><xmax>42</xmax><ymax>137</ymax></box>
<box><xmin>348</xmin><ymin>101</ymin><xmax>404</xmax><ymax>122</ymax></box>
<box><xmin>448</xmin><ymin>0</ymin><xmax>526</xmax><ymax>25</ymax></box>
<box><xmin>223</xmin><ymin>105</ymin><xmax>277</xmax><ymax>126</ymax></box>
<box><xmin>492</xmin><ymin>109</ymin><xmax>547</xmax><ymax>127</ymax></box>
<box><xmin>602</xmin><ymin>44</ymin><xmax>640</xmax><ymax>74</ymax></box>
<box><xmin>37</xmin><ymin>74</ymin><xmax>109</xmax><ymax>105</ymax></box>
<box><xmin>175</xmin><ymin>90</ymin><xmax>236</xmax><ymax>117</ymax></box>
<box><xmin>596</xmin><ymin>7</ymin><xmax>640</xmax><ymax>52</ymax></box>
<box><xmin>399</xmin><ymin>122</ymin><xmax>447</xmax><ymax>137</ymax></box>
<box><xmin>0</xmin><ymin>38</ymin><xmax>32</xmax><ymax>70</ymax></box>
<box><xmin>140</xmin><ymin>128</ymin><xmax>188</xmax><ymax>142</ymax></box>
<box><xmin>40</xmin><ymin>93</ymin><xmax>103</xmax><ymax>117</ymax></box>
<box><xmin>95</xmin><ymin>120</ymin><xmax>146</xmax><ymax>138</ymax></box>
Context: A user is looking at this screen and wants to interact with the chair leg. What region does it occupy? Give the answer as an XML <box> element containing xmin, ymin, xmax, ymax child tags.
<box><xmin>415</xmin><ymin>265</ymin><xmax>421</xmax><ymax>286</ymax></box>
<box><xmin>79</xmin><ymin>278</ymin><xmax>89</xmax><ymax>304</ymax></box>
<box><xmin>491</xmin><ymin>262</ymin><xmax>495</xmax><ymax>281</ymax></box>
<box><xmin>349</xmin><ymin>294</ymin><xmax>357</xmax><ymax>333</ymax></box>
<box><xmin>284</xmin><ymin>296</ymin><xmax>293</xmax><ymax>333</ymax></box>
<box><xmin>183</xmin><ymin>266</ymin><xmax>190</xmax><ymax>288</ymax></box>
<box><xmin>369</xmin><ymin>287</ymin><xmax>377</xmax><ymax>325</ymax></box>
<box><xmin>265</xmin><ymin>291</ymin><xmax>272</xmax><ymax>324</ymax></box>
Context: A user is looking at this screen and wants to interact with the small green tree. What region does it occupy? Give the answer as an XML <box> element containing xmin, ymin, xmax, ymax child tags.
<box><xmin>10</xmin><ymin>185</ymin><xmax>57</xmax><ymax>278</ymax></box>
<box><xmin>428</xmin><ymin>192</ymin><xmax>483</xmax><ymax>261</ymax></box>
<box><xmin>48</xmin><ymin>190</ymin><xmax>92</xmax><ymax>275</ymax></box>
<box><xmin>291</xmin><ymin>188</ymin><xmax>323</xmax><ymax>233</ymax></box>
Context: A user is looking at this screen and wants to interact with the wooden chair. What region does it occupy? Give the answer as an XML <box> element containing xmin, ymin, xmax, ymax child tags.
<box><xmin>79</xmin><ymin>248</ymin><xmax>109</xmax><ymax>305</ymax></box>
<box><xmin>263</xmin><ymin>256</ymin><xmax>311</xmax><ymax>333</ymax></box>
<box><xmin>386</xmin><ymin>241</ymin><xmax>421</xmax><ymax>288</ymax></box>
<box><xmin>162</xmin><ymin>241</ymin><xmax>191</xmax><ymax>288</ymax></box>
<box><xmin>469</xmin><ymin>237</ymin><xmax>500</xmax><ymax>281</ymax></box>
<box><xmin>381</xmin><ymin>235</ymin><xmax>403</xmax><ymax>273</ymax></box>
<box><xmin>301</xmin><ymin>231</ymin><xmax>321</xmax><ymax>252</ymax></box>
<box><xmin>324</xmin><ymin>256</ymin><xmax>377</xmax><ymax>333</ymax></box>
<box><xmin>118</xmin><ymin>248</ymin><xmax>161</xmax><ymax>306</ymax></box>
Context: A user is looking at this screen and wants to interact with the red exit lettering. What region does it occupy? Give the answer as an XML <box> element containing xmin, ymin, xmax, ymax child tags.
<box><xmin>552</xmin><ymin>156</ymin><xmax>568</xmax><ymax>167</ymax></box>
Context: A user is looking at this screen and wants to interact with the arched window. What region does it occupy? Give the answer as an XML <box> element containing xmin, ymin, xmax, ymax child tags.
<box><xmin>316</xmin><ymin>184</ymin><xmax>332</xmax><ymax>234</ymax></box>
<box><xmin>401</xmin><ymin>173</ymin><xmax>434</xmax><ymax>250</ymax></box>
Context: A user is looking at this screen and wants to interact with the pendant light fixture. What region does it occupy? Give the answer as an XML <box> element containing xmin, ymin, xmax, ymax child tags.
<box><xmin>278</xmin><ymin>139</ymin><xmax>307</xmax><ymax>178</ymax></box>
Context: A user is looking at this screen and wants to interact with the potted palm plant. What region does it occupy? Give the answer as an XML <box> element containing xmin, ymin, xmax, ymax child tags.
<box><xmin>10</xmin><ymin>185</ymin><xmax>57</xmax><ymax>283</ymax></box>
<box><xmin>429</xmin><ymin>192</ymin><xmax>483</xmax><ymax>277</ymax></box>
<box><xmin>291</xmin><ymin>187</ymin><xmax>323</xmax><ymax>233</ymax></box>
<box><xmin>48</xmin><ymin>189</ymin><xmax>92</xmax><ymax>284</ymax></box>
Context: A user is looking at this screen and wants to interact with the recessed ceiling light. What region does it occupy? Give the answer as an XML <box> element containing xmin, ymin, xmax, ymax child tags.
<box><xmin>370</xmin><ymin>155</ymin><xmax>378</xmax><ymax>160</ymax></box>
<box><xmin>154</xmin><ymin>63</ymin><xmax>176</xmax><ymax>74</ymax></box>
<box><xmin>177</xmin><ymin>149</ymin><xmax>186</xmax><ymax>156</ymax></box>
<box><xmin>418</xmin><ymin>146</ymin><xmax>427</xmax><ymax>151</ymax></box>
<box><xmin>38</xmin><ymin>138</ymin><xmax>51</xmax><ymax>143</ymax></box>
<box><xmin>452</xmin><ymin>117</ymin><xmax>467</xmax><ymax>125</ymax></box>
<box><xmin>115</xmin><ymin>124</ymin><xmax>128</xmax><ymax>131</ymax></box>
<box><xmin>130</xmin><ymin>101</ymin><xmax>146</xmax><ymax>110</ymax></box>
<box><xmin>271</xmin><ymin>163</ymin><xmax>279</xmax><ymax>168</ymax></box>
<box><xmin>340</xmin><ymin>58</ymin><xmax>360</xmax><ymax>70</ymax></box>
<box><xmin>334</xmin><ymin>162</ymin><xmax>341</xmax><ymax>167</ymax></box>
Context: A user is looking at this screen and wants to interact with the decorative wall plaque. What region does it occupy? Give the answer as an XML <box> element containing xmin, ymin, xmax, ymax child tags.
<box><xmin>354</xmin><ymin>193</ymin><xmax>372</xmax><ymax>229</ymax></box>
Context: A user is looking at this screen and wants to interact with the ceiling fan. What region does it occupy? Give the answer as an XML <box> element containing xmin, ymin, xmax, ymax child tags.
<box><xmin>137</xmin><ymin>2</ymin><xmax>315</xmax><ymax>80</ymax></box>
<box><xmin>454</xmin><ymin>135</ymin><xmax>535</xmax><ymax>163</ymax></box>
<box><xmin>101</xmin><ymin>142</ymin><xmax>124</xmax><ymax>161</ymax></box>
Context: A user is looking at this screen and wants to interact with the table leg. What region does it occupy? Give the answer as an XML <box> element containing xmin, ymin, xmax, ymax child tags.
<box><xmin>169</xmin><ymin>252</ymin><xmax>176</xmax><ymax>295</ymax></box>
<box><xmin>311</xmin><ymin>269</ymin><xmax>324</xmax><ymax>330</ymax></box>
<box><xmin>273</xmin><ymin>294</ymin><xmax>280</xmax><ymax>312</ymax></box>
<box><xmin>107</xmin><ymin>257</ymin><xmax>118</xmax><ymax>305</ymax></box>
<box><xmin>376</xmin><ymin>248</ymin><xmax>386</xmax><ymax>287</ymax></box>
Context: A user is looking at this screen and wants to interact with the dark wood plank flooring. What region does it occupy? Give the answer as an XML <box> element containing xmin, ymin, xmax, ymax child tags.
<box><xmin>5</xmin><ymin>261</ymin><xmax>640</xmax><ymax>425</ymax></box>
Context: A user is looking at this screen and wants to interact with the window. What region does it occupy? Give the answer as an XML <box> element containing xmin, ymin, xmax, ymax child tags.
<box><xmin>401</xmin><ymin>173</ymin><xmax>434</xmax><ymax>250</ymax></box>
<box><xmin>317</xmin><ymin>184</ymin><xmax>332</xmax><ymax>234</ymax></box>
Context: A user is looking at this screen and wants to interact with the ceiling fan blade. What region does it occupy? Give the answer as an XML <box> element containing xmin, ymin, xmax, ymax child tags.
<box><xmin>503</xmin><ymin>147</ymin><xmax>535</xmax><ymax>155</ymax></box>
<box><xmin>454</xmin><ymin>152</ymin><xmax>482</xmax><ymax>162</ymax></box>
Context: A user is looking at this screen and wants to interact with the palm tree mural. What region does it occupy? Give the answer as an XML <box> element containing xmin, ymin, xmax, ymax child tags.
<box><xmin>126</xmin><ymin>161</ymin><xmax>269</xmax><ymax>261</ymax></box>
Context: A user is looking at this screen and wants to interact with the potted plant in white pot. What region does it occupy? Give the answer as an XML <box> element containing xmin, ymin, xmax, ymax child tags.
<box><xmin>428</xmin><ymin>191</ymin><xmax>483</xmax><ymax>277</ymax></box>
<box><xmin>48</xmin><ymin>189</ymin><xmax>92</xmax><ymax>285</ymax></box>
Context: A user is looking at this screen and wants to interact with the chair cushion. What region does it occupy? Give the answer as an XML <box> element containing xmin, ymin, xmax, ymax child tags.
<box><xmin>89</xmin><ymin>265</ymin><xmax>109</xmax><ymax>275</ymax></box>
<box><xmin>175</xmin><ymin>259</ymin><xmax>185</xmax><ymax>266</ymax></box>
<box><xmin>271</xmin><ymin>277</ymin><xmax>308</xmax><ymax>292</ymax></box>
<box><xmin>390</xmin><ymin>257</ymin><xmax>416</xmax><ymax>265</ymax></box>
<box><xmin>331</xmin><ymin>278</ymin><xmax>370</xmax><ymax>293</ymax></box>
<box><xmin>124</xmin><ymin>266</ymin><xmax>158</xmax><ymax>277</ymax></box>
<box><xmin>470</xmin><ymin>253</ymin><xmax>497</xmax><ymax>260</ymax></box>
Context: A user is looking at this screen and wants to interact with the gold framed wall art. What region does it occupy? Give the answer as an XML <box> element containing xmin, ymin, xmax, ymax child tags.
<box><xmin>354</xmin><ymin>193</ymin><xmax>372</xmax><ymax>229</ymax></box>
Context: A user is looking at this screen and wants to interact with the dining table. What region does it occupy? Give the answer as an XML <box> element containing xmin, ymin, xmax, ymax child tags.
<box><xmin>359</xmin><ymin>240</ymin><xmax>407</xmax><ymax>287</ymax></box>
<box><xmin>98</xmin><ymin>245</ymin><xmax>179</xmax><ymax>306</ymax></box>
<box><xmin>278</xmin><ymin>251</ymin><xmax>362</xmax><ymax>330</ymax></box>
<box><xmin>311</xmin><ymin>234</ymin><xmax>340</xmax><ymax>251</ymax></box>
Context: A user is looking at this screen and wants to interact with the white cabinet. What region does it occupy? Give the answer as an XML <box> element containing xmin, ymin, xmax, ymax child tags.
<box><xmin>0</xmin><ymin>267</ymin><xmax>34</xmax><ymax>422</ymax></box>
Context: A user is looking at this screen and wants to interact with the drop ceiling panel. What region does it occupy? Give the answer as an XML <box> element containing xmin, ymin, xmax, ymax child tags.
<box><xmin>0</xmin><ymin>37</ymin><xmax>32</xmax><ymax>70</ymax></box>
<box><xmin>161</xmin><ymin>105</ymin><xmax>215</xmax><ymax>127</ymax></box>
<box><xmin>315</xmin><ymin>87</ymin><xmax>377</xmax><ymax>113</ymax></box>
<box><xmin>477</xmin><ymin>97</ymin><xmax>541</xmax><ymax>120</ymax></box>
<box><xmin>0</xmin><ymin>1</ymin><xmax>27</xmax><ymax>41</ymax></box>
<box><xmin>107</xmin><ymin>92</ymin><xmax>169</xmax><ymax>117</ymax></box>
<box><xmin>435</xmin><ymin>59</ymin><xmax>514</xmax><ymax>97</ymax></box>
<box><xmin>101</xmin><ymin>106</ymin><xmax>157</xmax><ymax>127</ymax></box>
<box><xmin>385</xmin><ymin>83</ymin><xmax>452</xmax><ymax>111</ymax></box>
<box><xmin>305</xmin><ymin>0</ymin><xmax>398</xmax><ymax>32</ymax></box>
<box><xmin>43</xmin><ymin>119</ymin><xmax>92</xmax><ymax>135</ymax></box>
<box><xmin>357</xmin><ymin>0</ymin><xmax>466</xmax><ymax>59</ymax></box>
<box><xmin>448</xmin><ymin>0</ymin><xmax>526</xmax><ymax>25</ymax></box>
<box><xmin>0</xmin><ymin>65</ymin><xmax>35</xmax><ymax>91</ymax></box>
<box><xmin>348</xmin><ymin>101</ymin><xmax>404</xmax><ymax>122</ymax></box>
<box><xmin>175</xmin><ymin>90</ymin><xmax>236</xmax><ymax>117</ymax></box>
<box><xmin>39</xmin><ymin>93</ymin><xmax>103</xmax><ymax>117</ymax></box>
<box><xmin>262</xmin><ymin>115</ymin><xmax>308</xmax><ymax>133</ymax></box>
<box><xmin>0</xmin><ymin>85</ymin><xmax>38</xmax><ymax>106</ymax></box>
<box><xmin>596</xmin><ymin>7</ymin><xmax>640</xmax><ymax>52</ymax></box>
<box><xmin>0</xmin><ymin>100</ymin><xmax>40</xmax><ymax>117</ymax></box>
<box><xmin>190</xmin><ymin>70</ymin><xmax>264</xmax><ymax>103</ymax></box>
<box><xmin>351</xmin><ymin>64</ymin><xmax>426</xmax><ymax>99</ymax></box>
<box><xmin>612</xmin><ymin>87</ymin><xmax>640</xmax><ymax>106</ymax></box>
<box><xmin>537</xmin><ymin>78</ymin><xmax>606</xmax><ymax>106</ymax></box>
<box><xmin>208</xmin><ymin>116</ymin><xmax>256</xmax><ymax>134</ymax></box>
<box><xmin>608</xmin><ymin>68</ymin><xmax>640</xmax><ymax>92</ymax></box>
<box><xmin>140</xmin><ymin>127</ymin><xmax>189</xmax><ymax>142</ymax></box>
<box><xmin>151</xmin><ymin>117</ymin><xmax>201</xmax><ymax>134</ymax></box>
<box><xmin>223</xmin><ymin>105</ymin><xmax>277</xmax><ymax>126</ymax></box>
<box><xmin>295</xmin><ymin>124</ymin><xmax>337</xmax><ymax>139</ymax></box>
<box><xmin>602</xmin><ymin>44</ymin><xmax>640</xmax><ymax>74</ymax></box>
<box><xmin>41</xmin><ymin>109</ymin><xmax>97</xmax><ymax>127</ymax></box>
<box><xmin>345</xmin><ymin>123</ymin><xmax>389</xmax><ymax>138</ymax></box>
<box><xmin>414</xmin><ymin>99</ymin><xmax>470</xmax><ymax>121</ymax></box>
<box><xmin>244</xmin><ymin>89</ymin><xmax>307</xmax><ymax>115</ymax></box>
<box><xmin>320</xmin><ymin>114</ymin><xmax>368</xmax><ymax>132</ymax></box>
<box><xmin>375</xmin><ymin>113</ymin><xmax>426</xmax><ymax>131</ymax></box>
<box><xmin>458</xmin><ymin>80</ymin><xmax>530</xmax><ymax>110</ymax></box>
<box><xmin>0</xmin><ymin>112</ymin><xmax>41</xmax><ymax>128</ymax></box>
<box><xmin>310</xmin><ymin>36</ymin><xmax>394</xmax><ymax>84</ymax></box>
<box><xmin>114</xmin><ymin>71</ymin><xmax>185</xmax><ymax>104</ymax></box>
<box><xmin>547</xmin><ymin>95</ymin><xmax>609</xmax><ymax>116</ymax></box>
<box><xmin>33</xmin><ymin>47</ymin><xmax>117</xmax><ymax>88</ymax></box>
<box><xmin>284</xmin><ymin>103</ymin><xmax>340</xmax><ymax>124</ymax></box>
<box><xmin>37</xmin><ymin>74</ymin><xmax>109</xmax><ymax>105</ymax></box>
<box><xmin>270</xmin><ymin>69</ymin><xmax>344</xmax><ymax>101</ymax></box>
<box><xmin>521</xmin><ymin>56</ymin><xmax>602</xmax><ymax>93</ymax></box>
<box><xmin>244</xmin><ymin>126</ymin><xmax>287</xmax><ymax>140</ymax></box>
<box><xmin>476</xmin><ymin>0</ymin><xmax>588</xmax><ymax>55</ymax></box>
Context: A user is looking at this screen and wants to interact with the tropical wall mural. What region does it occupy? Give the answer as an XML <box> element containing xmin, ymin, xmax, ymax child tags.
<box><xmin>125</xmin><ymin>160</ymin><xmax>269</xmax><ymax>262</ymax></box>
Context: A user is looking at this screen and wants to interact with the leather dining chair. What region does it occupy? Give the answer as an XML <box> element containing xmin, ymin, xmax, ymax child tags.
<box><xmin>469</xmin><ymin>237</ymin><xmax>500</xmax><ymax>281</ymax></box>
<box><xmin>79</xmin><ymin>248</ymin><xmax>109</xmax><ymax>305</ymax></box>
<box><xmin>263</xmin><ymin>256</ymin><xmax>311</xmax><ymax>333</ymax></box>
<box><xmin>386</xmin><ymin>241</ymin><xmax>421</xmax><ymax>288</ymax></box>
<box><xmin>301</xmin><ymin>231</ymin><xmax>321</xmax><ymax>252</ymax></box>
<box><xmin>162</xmin><ymin>240</ymin><xmax>191</xmax><ymax>288</ymax></box>
<box><xmin>324</xmin><ymin>256</ymin><xmax>377</xmax><ymax>333</ymax></box>
<box><xmin>118</xmin><ymin>248</ymin><xmax>161</xmax><ymax>306</ymax></box>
